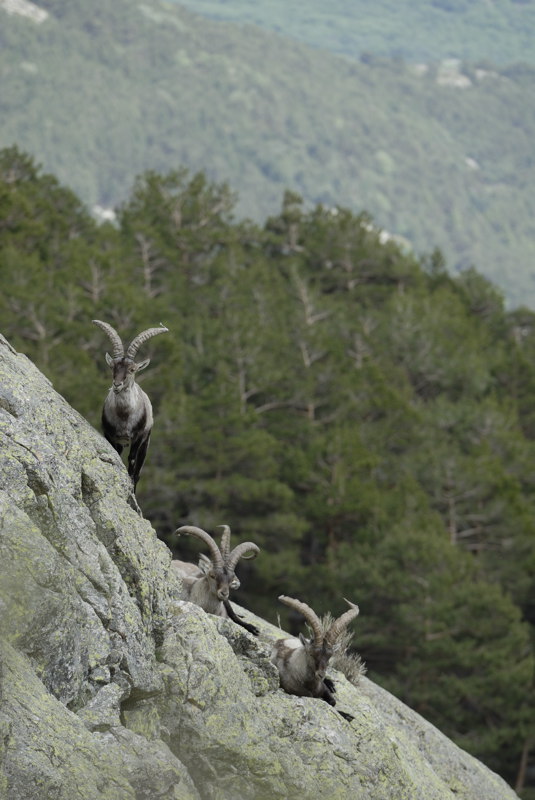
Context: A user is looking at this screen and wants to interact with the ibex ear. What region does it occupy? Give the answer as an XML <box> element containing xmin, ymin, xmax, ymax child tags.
<box><xmin>105</xmin><ymin>352</ymin><xmax>114</xmax><ymax>368</ymax></box>
<box><xmin>298</xmin><ymin>632</ymin><xmax>308</xmax><ymax>646</ymax></box>
<box><xmin>135</xmin><ymin>358</ymin><xmax>151</xmax><ymax>372</ymax></box>
<box><xmin>198</xmin><ymin>554</ymin><xmax>211</xmax><ymax>574</ymax></box>
<box><xmin>230</xmin><ymin>576</ymin><xmax>240</xmax><ymax>590</ymax></box>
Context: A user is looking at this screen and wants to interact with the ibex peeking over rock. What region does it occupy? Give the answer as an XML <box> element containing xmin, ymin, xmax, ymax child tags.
<box><xmin>93</xmin><ymin>319</ymin><xmax>168</xmax><ymax>491</ymax></box>
<box><xmin>271</xmin><ymin>595</ymin><xmax>359</xmax><ymax>721</ymax></box>
<box><xmin>172</xmin><ymin>525</ymin><xmax>260</xmax><ymax>635</ymax></box>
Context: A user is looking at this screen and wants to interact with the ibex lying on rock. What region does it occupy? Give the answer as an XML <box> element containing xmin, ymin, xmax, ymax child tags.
<box><xmin>271</xmin><ymin>595</ymin><xmax>359</xmax><ymax>721</ymax></box>
<box><xmin>93</xmin><ymin>319</ymin><xmax>168</xmax><ymax>491</ymax></box>
<box><xmin>173</xmin><ymin>525</ymin><xmax>260</xmax><ymax>635</ymax></box>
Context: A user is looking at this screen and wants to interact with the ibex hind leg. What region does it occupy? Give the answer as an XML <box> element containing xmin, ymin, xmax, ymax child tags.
<box><xmin>104</xmin><ymin>433</ymin><xmax>124</xmax><ymax>456</ymax></box>
<box><xmin>127</xmin><ymin>491</ymin><xmax>143</xmax><ymax>517</ymax></box>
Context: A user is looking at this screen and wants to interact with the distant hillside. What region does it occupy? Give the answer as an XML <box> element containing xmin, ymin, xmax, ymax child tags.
<box><xmin>1</xmin><ymin>0</ymin><xmax>535</xmax><ymax>306</ymax></box>
<box><xmin>171</xmin><ymin>0</ymin><xmax>535</xmax><ymax>65</ymax></box>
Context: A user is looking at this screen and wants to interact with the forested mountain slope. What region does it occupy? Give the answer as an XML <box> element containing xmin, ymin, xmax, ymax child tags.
<box><xmin>170</xmin><ymin>0</ymin><xmax>535</xmax><ymax>65</ymax></box>
<box><xmin>0</xmin><ymin>148</ymin><xmax>533</xmax><ymax>794</ymax></box>
<box><xmin>1</xmin><ymin>0</ymin><xmax>535</xmax><ymax>306</ymax></box>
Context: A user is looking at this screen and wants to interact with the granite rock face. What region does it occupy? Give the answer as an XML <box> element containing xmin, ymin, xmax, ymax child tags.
<box><xmin>0</xmin><ymin>335</ymin><xmax>520</xmax><ymax>800</ymax></box>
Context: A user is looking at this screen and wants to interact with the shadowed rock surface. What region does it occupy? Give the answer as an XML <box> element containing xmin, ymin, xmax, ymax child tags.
<box><xmin>0</xmin><ymin>334</ymin><xmax>520</xmax><ymax>800</ymax></box>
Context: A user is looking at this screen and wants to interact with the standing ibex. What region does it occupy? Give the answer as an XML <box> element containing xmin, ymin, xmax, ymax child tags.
<box><xmin>93</xmin><ymin>319</ymin><xmax>168</xmax><ymax>491</ymax></box>
<box><xmin>172</xmin><ymin>524</ymin><xmax>260</xmax><ymax>635</ymax></box>
<box><xmin>271</xmin><ymin>595</ymin><xmax>359</xmax><ymax>720</ymax></box>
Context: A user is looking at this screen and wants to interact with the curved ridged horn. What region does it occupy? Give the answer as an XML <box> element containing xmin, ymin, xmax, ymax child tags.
<box><xmin>125</xmin><ymin>324</ymin><xmax>168</xmax><ymax>360</ymax></box>
<box><xmin>92</xmin><ymin>320</ymin><xmax>124</xmax><ymax>359</ymax></box>
<box><xmin>217</xmin><ymin>525</ymin><xmax>232</xmax><ymax>560</ymax></box>
<box><xmin>226</xmin><ymin>542</ymin><xmax>260</xmax><ymax>572</ymax></box>
<box><xmin>324</xmin><ymin>599</ymin><xmax>359</xmax><ymax>646</ymax></box>
<box><xmin>278</xmin><ymin>595</ymin><xmax>323</xmax><ymax>647</ymax></box>
<box><xmin>175</xmin><ymin>525</ymin><xmax>223</xmax><ymax>570</ymax></box>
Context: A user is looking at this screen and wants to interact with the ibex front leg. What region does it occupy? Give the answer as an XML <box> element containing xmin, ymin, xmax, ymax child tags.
<box><xmin>223</xmin><ymin>599</ymin><xmax>260</xmax><ymax>636</ymax></box>
<box><xmin>128</xmin><ymin>431</ymin><xmax>151</xmax><ymax>491</ymax></box>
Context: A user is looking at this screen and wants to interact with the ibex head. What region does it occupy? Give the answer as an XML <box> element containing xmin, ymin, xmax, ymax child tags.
<box><xmin>278</xmin><ymin>595</ymin><xmax>359</xmax><ymax>680</ymax></box>
<box><xmin>93</xmin><ymin>320</ymin><xmax>168</xmax><ymax>394</ymax></box>
<box><xmin>175</xmin><ymin>524</ymin><xmax>259</xmax><ymax>601</ymax></box>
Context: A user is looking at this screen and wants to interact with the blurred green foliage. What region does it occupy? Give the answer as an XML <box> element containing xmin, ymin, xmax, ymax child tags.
<box><xmin>0</xmin><ymin>147</ymin><xmax>533</xmax><ymax>792</ymax></box>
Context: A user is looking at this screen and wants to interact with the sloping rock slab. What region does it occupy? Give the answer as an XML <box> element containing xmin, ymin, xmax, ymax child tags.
<box><xmin>0</xmin><ymin>335</ymin><xmax>519</xmax><ymax>800</ymax></box>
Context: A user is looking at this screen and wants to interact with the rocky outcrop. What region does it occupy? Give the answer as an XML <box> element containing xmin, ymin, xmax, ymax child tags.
<box><xmin>0</xmin><ymin>335</ymin><xmax>520</xmax><ymax>800</ymax></box>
